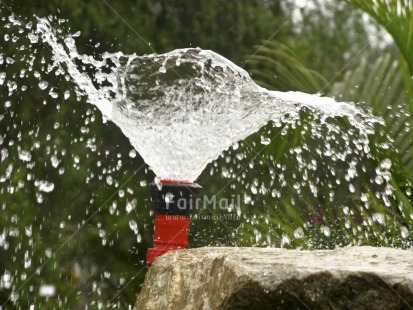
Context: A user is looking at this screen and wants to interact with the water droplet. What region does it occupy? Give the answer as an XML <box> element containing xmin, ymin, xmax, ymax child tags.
<box><xmin>18</xmin><ymin>150</ymin><xmax>32</xmax><ymax>162</ymax></box>
<box><xmin>7</xmin><ymin>81</ymin><xmax>17</xmax><ymax>93</ymax></box>
<box><xmin>250</xmin><ymin>184</ymin><xmax>257</xmax><ymax>194</ymax></box>
<box><xmin>64</xmin><ymin>90</ymin><xmax>70</xmax><ymax>99</ymax></box>
<box><xmin>39</xmin><ymin>285</ymin><xmax>56</xmax><ymax>297</ymax></box>
<box><xmin>379</xmin><ymin>159</ymin><xmax>392</xmax><ymax>170</ymax></box>
<box><xmin>344</xmin><ymin>220</ymin><xmax>351</xmax><ymax>229</ymax></box>
<box><xmin>49</xmin><ymin>88</ymin><xmax>58</xmax><ymax>98</ymax></box>
<box><xmin>45</xmin><ymin>248</ymin><xmax>52</xmax><ymax>258</ymax></box>
<box><xmin>129</xmin><ymin>220</ymin><xmax>138</xmax><ymax>233</ymax></box>
<box><xmin>0</xmin><ymin>72</ymin><xmax>6</xmax><ymax>85</ymax></box>
<box><xmin>321</xmin><ymin>226</ymin><xmax>330</xmax><ymax>237</ymax></box>
<box><xmin>379</xmin><ymin>142</ymin><xmax>389</xmax><ymax>149</ymax></box>
<box><xmin>28</xmin><ymin>32</ymin><xmax>38</xmax><ymax>43</ymax></box>
<box><xmin>126</xmin><ymin>199</ymin><xmax>137</xmax><ymax>213</ymax></box>
<box><xmin>1</xmin><ymin>270</ymin><xmax>12</xmax><ymax>289</ymax></box>
<box><xmin>372</xmin><ymin>213</ymin><xmax>385</xmax><ymax>225</ymax></box>
<box><xmin>400</xmin><ymin>226</ymin><xmax>409</xmax><ymax>239</ymax></box>
<box><xmin>24</xmin><ymin>251</ymin><xmax>31</xmax><ymax>269</ymax></box>
<box><xmin>1</xmin><ymin>149</ymin><xmax>9</xmax><ymax>163</ymax></box>
<box><xmin>374</xmin><ymin>175</ymin><xmax>383</xmax><ymax>185</ymax></box>
<box><xmin>129</xmin><ymin>149</ymin><xmax>137</xmax><ymax>158</ymax></box>
<box><xmin>25</xmin><ymin>226</ymin><xmax>32</xmax><ymax>237</ymax></box>
<box><xmin>38</xmin><ymin>80</ymin><xmax>49</xmax><ymax>90</ymax></box>
<box><xmin>281</xmin><ymin>234</ymin><xmax>291</xmax><ymax>247</ymax></box>
<box><xmin>118</xmin><ymin>189</ymin><xmax>124</xmax><ymax>198</ymax></box>
<box><xmin>38</xmin><ymin>180</ymin><xmax>55</xmax><ymax>192</ymax></box>
<box><xmin>260</xmin><ymin>136</ymin><xmax>271</xmax><ymax>145</ymax></box>
<box><xmin>360</xmin><ymin>193</ymin><xmax>368</xmax><ymax>202</ymax></box>
<box><xmin>8</xmin><ymin>14</ymin><xmax>22</xmax><ymax>26</ymax></box>
<box><xmin>293</xmin><ymin>227</ymin><xmax>304</xmax><ymax>239</ymax></box>
<box><xmin>346</xmin><ymin>166</ymin><xmax>357</xmax><ymax>180</ymax></box>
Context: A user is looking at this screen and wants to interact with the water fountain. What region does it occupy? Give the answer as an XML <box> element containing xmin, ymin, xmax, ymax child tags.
<box><xmin>1</xmin><ymin>13</ymin><xmax>411</xmax><ymax>309</ymax></box>
<box><xmin>32</xmin><ymin>17</ymin><xmax>388</xmax><ymax>263</ymax></box>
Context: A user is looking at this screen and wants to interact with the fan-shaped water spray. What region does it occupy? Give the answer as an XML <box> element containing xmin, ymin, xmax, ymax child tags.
<box><xmin>34</xmin><ymin>17</ymin><xmax>379</xmax><ymax>182</ymax></box>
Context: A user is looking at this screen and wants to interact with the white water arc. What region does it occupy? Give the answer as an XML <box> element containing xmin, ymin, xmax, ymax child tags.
<box><xmin>35</xmin><ymin>18</ymin><xmax>380</xmax><ymax>182</ymax></box>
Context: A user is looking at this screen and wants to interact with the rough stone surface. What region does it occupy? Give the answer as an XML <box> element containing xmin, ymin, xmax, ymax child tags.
<box><xmin>135</xmin><ymin>247</ymin><xmax>413</xmax><ymax>310</ymax></box>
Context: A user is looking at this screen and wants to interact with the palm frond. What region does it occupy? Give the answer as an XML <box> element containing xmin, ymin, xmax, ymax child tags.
<box><xmin>246</xmin><ymin>40</ymin><xmax>329</xmax><ymax>93</ymax></box>
<box><xmin>346</xmin><ymin>0</ymin><xmax>413</xmax><ymax>73</ymax></box>
<box><xmin>347</xmin><ymin>1</ymin><xmax>413</xmax><ymax>176</ymax></box>
<box><xmin>329</xmin><ymin>54</ymin><xmax>413</xmax><ymax>180</ymax></box>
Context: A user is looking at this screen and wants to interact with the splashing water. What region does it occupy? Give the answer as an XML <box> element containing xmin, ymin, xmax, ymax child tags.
<box><xmin>34</xmin><ymin>17</ymin><xmax>379</xmax><ymax>182</ymax></box>
<box><xmin>3</xmin><ymin>13</ymin><xmax>412</xmax><ymax>310</ymax></box>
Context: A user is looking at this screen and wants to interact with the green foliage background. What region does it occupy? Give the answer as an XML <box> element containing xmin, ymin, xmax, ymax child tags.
<box><xmin>0</xmin><ymin>0</ymin><xmax>412</xmax><ymax>309</ymax></box>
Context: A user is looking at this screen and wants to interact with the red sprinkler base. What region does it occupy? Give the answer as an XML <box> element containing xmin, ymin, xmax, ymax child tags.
<box><xmin>146</xmin><ymin>214</ymin><xmax>190</xmax><ymax>264</ymax></box>
<box><xmin>146</xmin><ymin>181</ymin><xmax>201</xmax><ymax>264</ymax></box>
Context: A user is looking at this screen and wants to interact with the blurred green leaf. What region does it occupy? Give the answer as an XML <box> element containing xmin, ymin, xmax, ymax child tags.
<box><xmin>246</xmin><ymin>40</ymin><xmax>328</xmax><ymax>93</ymax></box>
<box><xmin>329</xmin><ymin>54</ymin><xmax>413</xmax><ymax>180</ymax></box>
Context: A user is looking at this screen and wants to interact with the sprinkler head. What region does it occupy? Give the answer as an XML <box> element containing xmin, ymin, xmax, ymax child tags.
<box><xmin>146</xmin><ymin>180</ymin><xmax>201</xmax><ymax>264</ymax></box>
